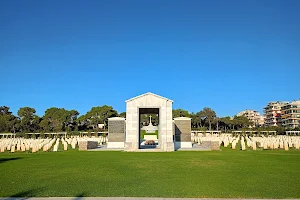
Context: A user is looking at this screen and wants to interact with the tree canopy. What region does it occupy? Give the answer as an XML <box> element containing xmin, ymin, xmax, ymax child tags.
<box><xmin>0</xmin><ymin>106</ymin><xmax>17</xmax><ymax>133</ymax></box>
<box><xmin>172</xmin><ymin>109</ymin><xmax>190</xmax><ymax>118</ymax></box>
<box><xmin>39</xmin><ymin>108</ymin><xmax>79</xmax><ymax>132</ymax></box>
<box><xmin>0</xmin><ymin>103</ymin><xmax>296</xmax><ymax>134</ymax></box>
<box><xmin>17</xmin><ymin>107</ymin><xmax>39</xmax><ymax>133</ymax></box>
<box><xmin>78</xmin><ymin>105</ymin><xmax>117</xmax><ymax>130</ymax></box>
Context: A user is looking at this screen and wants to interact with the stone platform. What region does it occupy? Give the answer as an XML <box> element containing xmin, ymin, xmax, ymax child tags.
<box><xmin>78</xmin><ymin>141</ymin><xmax>98</xmax><ymax>151</ymax></box>
<box><xmin>87</xmin><ymin>145</ymin><xmax>123</xmax><ymax>151</ymax></box>
<box><xmin>87</xmin><ymin>144</ymin><xmax>218</xmax><ymax>152</ymax></box>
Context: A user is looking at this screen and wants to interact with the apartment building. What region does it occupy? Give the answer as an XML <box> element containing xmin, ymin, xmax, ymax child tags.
<box><xmin>281</xmin><ymin>100</ymin><xmax>300</xmax><ymax>129</ymax></box>
<box><xmin>237</xmin><ymin>109</ymin><xmax>264</xmax><ymax>127</ymax></box>
<box><xmin>264</xmin><ymin>101</ymin><xmax>289</xmax><ymax>127</ymax></box>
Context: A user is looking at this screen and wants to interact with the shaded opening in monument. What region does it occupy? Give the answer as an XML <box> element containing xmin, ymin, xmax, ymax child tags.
<box><xmin>139</xmin><ymin>108</ymin><xmax>159</xmax><ymax>149</ymax></box>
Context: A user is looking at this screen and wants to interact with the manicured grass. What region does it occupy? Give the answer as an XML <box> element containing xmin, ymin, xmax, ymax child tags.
<box><xmin>0</xmin><ymin>148</ymin><xmax>300</xmax><ymax>198</ymax></box>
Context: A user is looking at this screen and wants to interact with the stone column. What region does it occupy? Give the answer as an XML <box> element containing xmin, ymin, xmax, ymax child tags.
<box><xmin>107</xmin><ymin>117</ymin><xmax>126</xmax><ymax>149</ymax></box>
<box><xmin>174</xmin><ymin>117</ymin><xmax>192</xmax><ymax>149</ymax></box>
<box><xmin>124</xmin><ymin>102</ymin><xmax>139</xmax><ymax>151</ymax></box>
<box><xmin>159</xmin><ymin>101</ymin><xmax>175</xmax><ymax>152</ymax></box>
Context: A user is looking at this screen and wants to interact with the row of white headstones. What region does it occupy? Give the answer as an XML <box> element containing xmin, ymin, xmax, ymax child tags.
<box><xmin>0</xmin><ymin>136</ymin><xmax>108</xmax><ymax>153</ymax></box>
<box><xmin>192</xmin><ymin>134</ymin><xmax>300</xmax><ymax>150</ymax></box>
<box><xmin>2</xmin><ymin>134</ymin><xmax>299</xmax><ymax>152</ymax></box>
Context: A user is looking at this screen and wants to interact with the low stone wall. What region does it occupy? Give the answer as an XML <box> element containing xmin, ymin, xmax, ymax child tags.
<box><xmin>78</xmin><ymin>141</ymin><xmax>98</xmax><ymax>151</ymax></box>
<box><xmin>199</xmin><ymin>141</ymin><xmax>220</xmax><ymax>150</ymax></box>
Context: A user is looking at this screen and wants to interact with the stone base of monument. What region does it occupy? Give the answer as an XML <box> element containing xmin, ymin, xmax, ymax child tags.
<box><xmin>124</xmin><ymin>142</ymin><xmax>139</xmax><ymax>152</ymax></box>
<box><xmin>175</xmin><ymin>141</ymin><xmax>193</xmax><ymax>150</ymax></box>
<box><xmin>176</xmin><ymin>141</ymin><xmax>220</xmax><ymax>151</ymax></box>
<box><xmin>125</xmin><ymin>142</ymin><xmax>169</xmax><ymax>152</ymax></box>
<box><xmin>161</xmin><ymin>142</ymin><xmax>175</xmax><ymax>152</ymax></box>
<box><xmin>78</xmin><ymin>141</ymin><xmax>98</xmax><ymax>151</ymax></box>
<box><xmin>107</xmin><ymin>142</ymin><xmax>124</xmax><ymax>149</ymax></box>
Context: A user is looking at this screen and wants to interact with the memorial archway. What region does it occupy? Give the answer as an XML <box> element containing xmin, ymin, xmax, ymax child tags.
<box><xmin>125</xmin><ymin>92</ymin><xmax>174</xmax><ymax>152</ymax></box>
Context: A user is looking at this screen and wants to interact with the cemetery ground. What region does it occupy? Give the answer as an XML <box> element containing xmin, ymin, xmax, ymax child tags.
<box><xmin>0</xmin><ymin>148</ymin><xmax>300</xmax><ymax>198</ymax></box>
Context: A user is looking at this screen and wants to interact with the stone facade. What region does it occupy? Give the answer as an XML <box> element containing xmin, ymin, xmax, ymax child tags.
<box><xmin>107</xmin><ymin>117</ymin><xmax>125</xmax><ymax>148</ymax></box>
<box><xmin>125</xmin><ymin>92</ymin><xmax>174</xmax><ymax>152</ymax></box>
<box><xmin>78</xmin><ymin>141</ymin><xmax>98</xmax><ymax>151</ymax></box>
<box><xmin>174</xmin><ymin>117</ymin><xmax>192</xmax><ymax>149</ymax></box>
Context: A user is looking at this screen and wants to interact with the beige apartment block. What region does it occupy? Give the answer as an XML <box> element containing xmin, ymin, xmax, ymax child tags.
<box><xmin>281</xmin><ymin>100</ymin><xmax>300</xmax><ymax>129</ymax></box>
<box><xmin>237</xmin><ymin>109</ymin><xmax>264</xmax><ymax>127</ymax></box>
<box><xmin>264</xmin><ymin>101</ymin><xmax>289</xmax><ymax>127</ymax></box>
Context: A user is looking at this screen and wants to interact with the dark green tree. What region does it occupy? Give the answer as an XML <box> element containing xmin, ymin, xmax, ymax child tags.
<box><xmin>231</xmin><ymin>115</ymin><xmax>252</xmax><ymax>130</ymax></box>
<box><xmin>0</xmin><ymin>106</ymin><xmax>18</xmax><ymax>133</ymax></box>
<box><xmin>200</xmin><ymin>107</ymin><xmax>216</xmax><ymax>131</ymax></box>
<box><xmin>17</xmin><ymin>107</ymin><xmax>40</xmax><ymax>133</ymax></box>
<box><xmin>119</xmin><ymin>112</ymin><xmax>126</xmax><ymax>118</ymax></box>
<box><xmin>40</xmin><ymin>107</ymin><xmax>79</xmax><ymax>132</ymax></box>
<box><xmin>219</xmin><ymin>116</ymin><xmax>231</xmax><ymax>132</ymax></box>
<box><xmin>194</xmin><ymin>110</ymin><xmax>207</xmax><ymax>128</ymax></box>
<box><xmin>172</xmin><ymin>109</ymin><xmax>190</xmax><ymax>118</ymax></box>
<box><xmin>80</xmin><ymin>105</ymin><xmax>118</xmax><ymax>130</ymax></box>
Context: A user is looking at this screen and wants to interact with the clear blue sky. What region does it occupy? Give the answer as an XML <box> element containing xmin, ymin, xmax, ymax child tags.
<box><xmin>1</xmin><ymin>0</ymin><xmax>299</xmax><ymax>117</ymax></box>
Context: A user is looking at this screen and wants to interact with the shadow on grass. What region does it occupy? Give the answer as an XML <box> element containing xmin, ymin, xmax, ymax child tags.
<box><xmin>4</xmin><ymin>187</ymin><xmax>45</xmax><ymax>199</ymax></box>
<box><xmin>0</xmin><ymin>157</ymin><xmax>22</xmax><ymax>164</ymax></box>
<box><xmin>73</xmin><ymin>192</ymin><xmax>89</xmax><ymax>200</ymax></box>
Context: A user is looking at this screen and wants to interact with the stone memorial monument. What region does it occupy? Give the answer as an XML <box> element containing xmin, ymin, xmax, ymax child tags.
<box><xmin>107</xmin><ymin>117</ymin><xmax>126</xmax><ymax>148</ymax></box>
<box><xmin>106</xmin><ymin>92</ymin><xmax>195</xmax><ymax>152</ymax></box>
<box><xmin>174</xmin><ymin>117</ymin><xmax>192</xmax><ymax>149</ymax></box>
<box><xmin>125</xmin><ymin>92</ymin><xmax>174</xmax><ymax>152</ymax></box>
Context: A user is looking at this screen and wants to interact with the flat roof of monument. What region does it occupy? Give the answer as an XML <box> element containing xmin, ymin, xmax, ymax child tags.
<box><xmin>108</xmin><ymin>117</ymin><xmax>126</xmax><ymax>120</ymax></box>
<box><xmin>125</xmin><ymin>92</ymin><xmax>174</xmax><ymax>103</ymax></box>
<box><xmin>174</xmin><ymin>117</ymin><xmax>191</xmax><ymax>120</ymax></box>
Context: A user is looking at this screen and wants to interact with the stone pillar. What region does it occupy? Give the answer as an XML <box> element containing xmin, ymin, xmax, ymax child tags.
<box><xmin>174</xmin><ymin>117</ymin><xmax>192</xmax><ymax>149</ymax></box>
<box><xmin>124</xmin><ymin>103</ymin><xmax>139</xmax><ymax>151</ymax></box>
<box><xmin>159</xmin><ymin>100</ymin><xmax>175</xmax><ymax>152</ymax></box>
<box><xmin>107</xmin><ymin>117</ymin><xmax>125</xmax><ymax>149</ymax></box>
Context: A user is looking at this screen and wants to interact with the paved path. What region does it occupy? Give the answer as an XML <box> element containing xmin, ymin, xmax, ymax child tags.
<box><xmin>1</xmin><ymin>198</ymin><xmax>299</xmax><ymax>200</ymax></box>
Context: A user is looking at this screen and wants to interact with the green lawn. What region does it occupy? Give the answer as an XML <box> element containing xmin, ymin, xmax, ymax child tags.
<box><xmin>0</xmin><ymin>148</ymin><xmax>300</xmax><ymax>198</ymax></box>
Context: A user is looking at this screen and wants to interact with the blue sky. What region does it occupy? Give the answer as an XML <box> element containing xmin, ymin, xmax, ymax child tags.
<box><xmin>0</xmin><ymin>0</ymin><xmax>299</xmax><ymax>117</ymax></box>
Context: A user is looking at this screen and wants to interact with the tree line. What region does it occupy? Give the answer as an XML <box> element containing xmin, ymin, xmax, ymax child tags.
<box><xmin>0</xmin><ymin>105</ymin><xmax>257</xmax><ymax>134</ymax></box>
<box><xmin>0</xmin><ymin>105</ymin><xmax>117</xmax><ymax>133</ymax></box>
<box><xmin>172</xmin><ymin>108</ymin><xmax>253</xmax><ymax>131</ymax></box>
